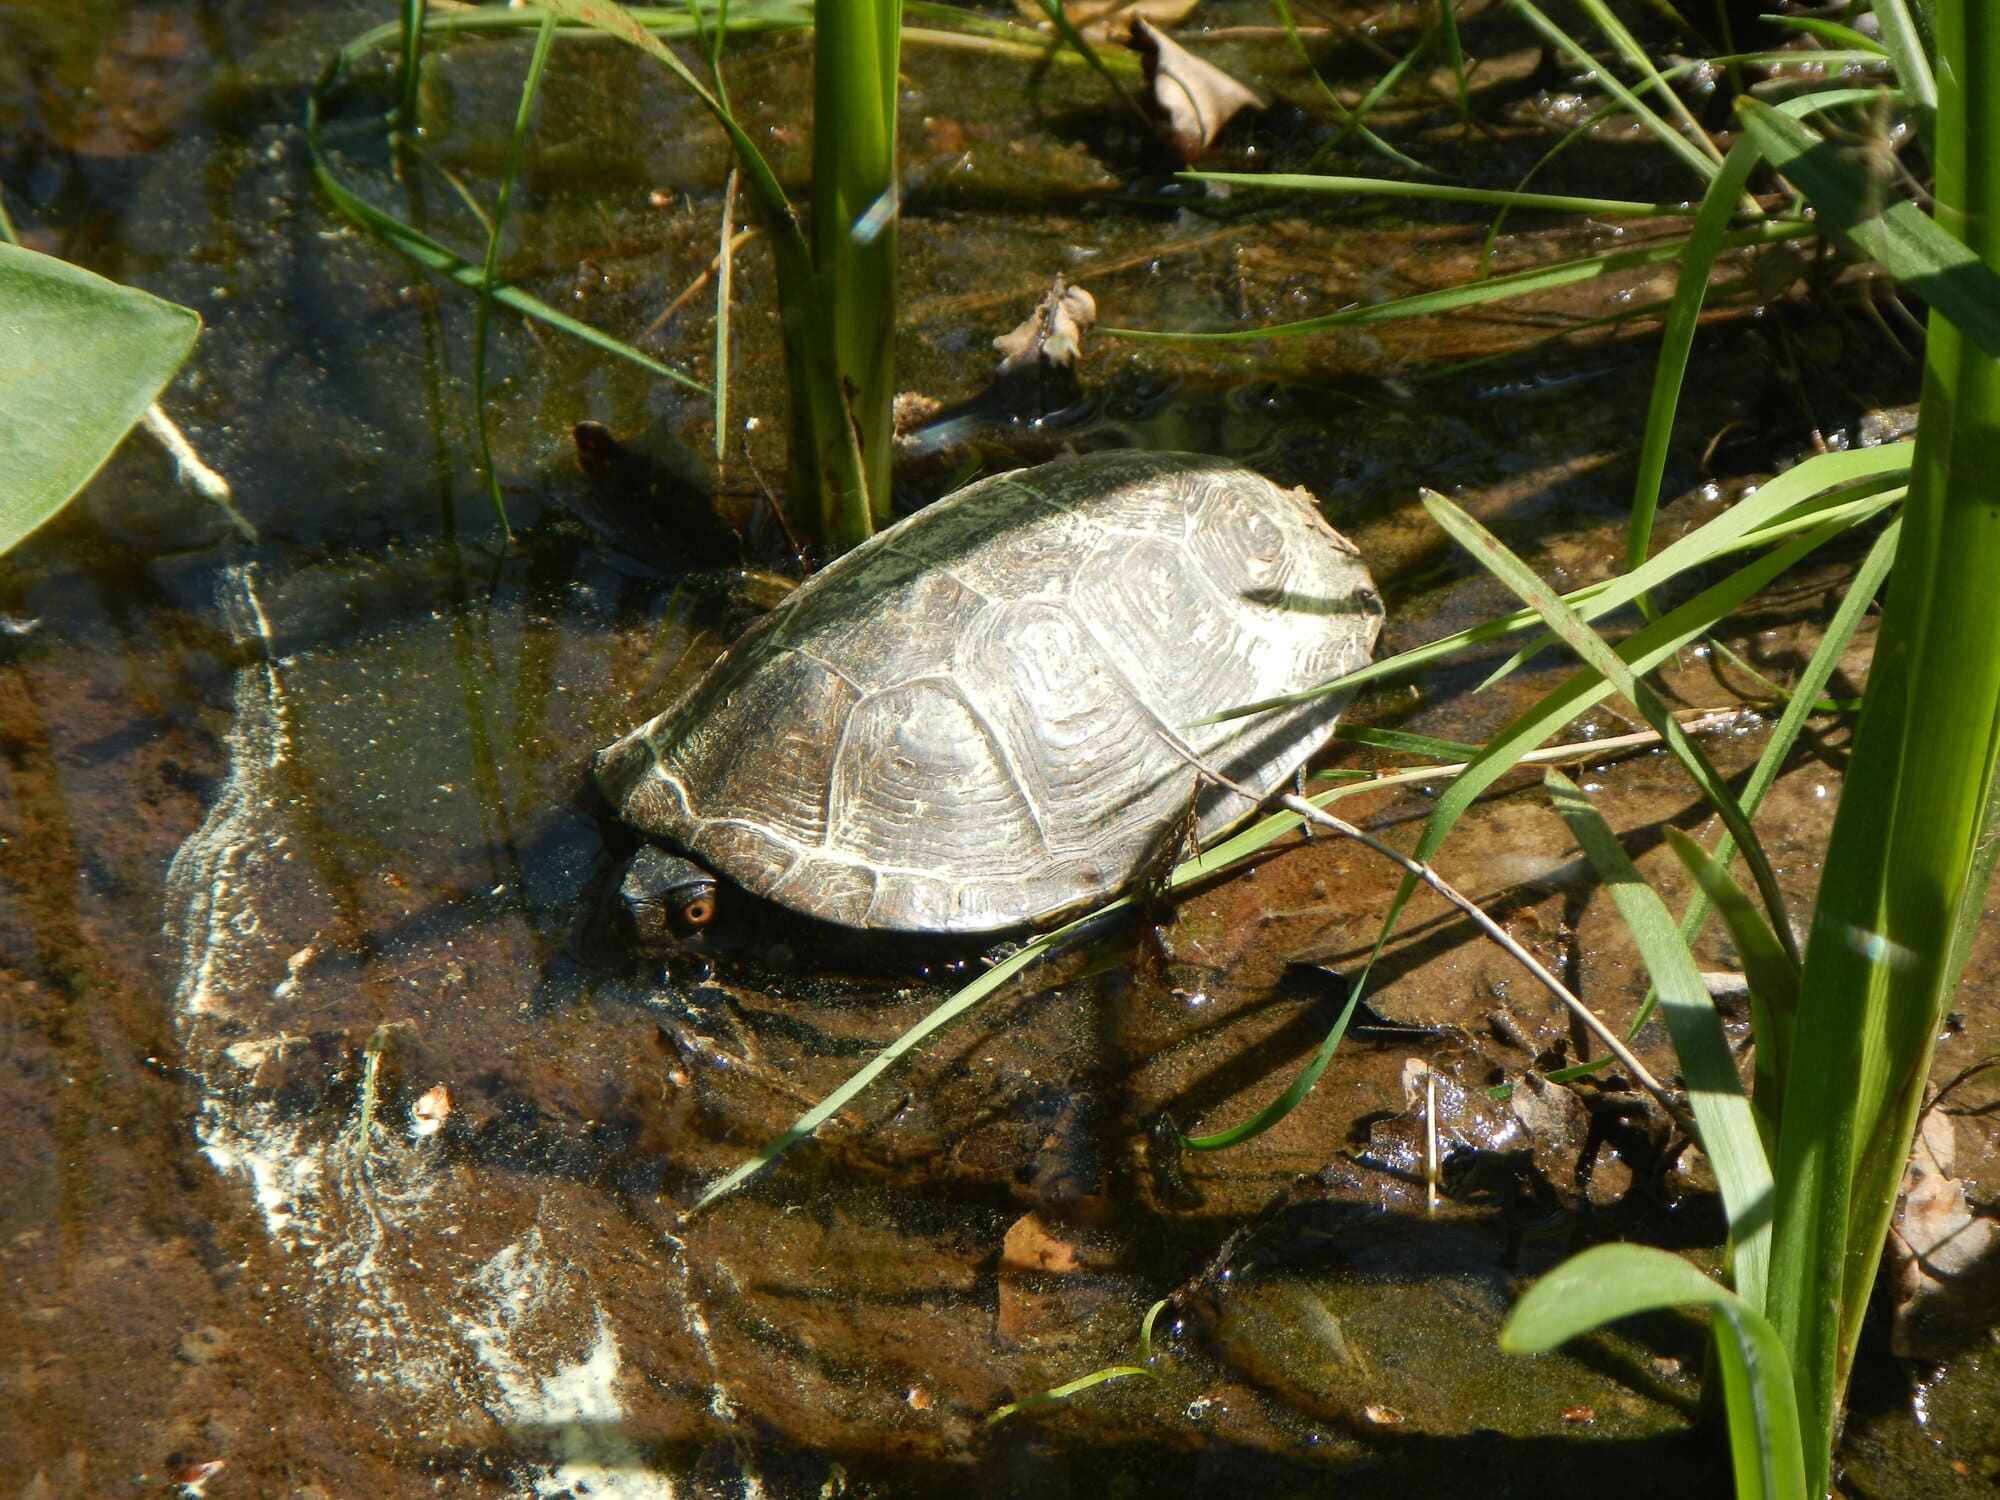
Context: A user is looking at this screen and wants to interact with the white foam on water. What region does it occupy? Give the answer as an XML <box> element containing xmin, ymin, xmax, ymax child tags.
<box><xmin>165</xmin><ymin>565</ymin><xmax>680</xmax><ymax>1497</ymax></box>
<box><xmin>461</xmin><ymin>1232</ymin><xmax>676</xmax><ymax>1500</ymax></box>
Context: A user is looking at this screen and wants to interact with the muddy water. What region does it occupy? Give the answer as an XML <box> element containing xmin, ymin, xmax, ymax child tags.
<box><xmin>2</xmin><ymin>3</ymin><xmax>1996</xmax><ymax>1497</ymax></box>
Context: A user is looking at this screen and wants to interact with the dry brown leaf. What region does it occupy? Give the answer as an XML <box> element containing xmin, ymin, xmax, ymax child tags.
<box><xmin>993</xmin><ymin>278</ymin><xmax>1098</xmax><ymax>375</ymax></box>
<box><xmin>1886</xmin><ymin>1110</ymin><xmax>1995</xmax><ymax>1358</ymax></box>
<box><xmin>1130</xmin><ymin>15</ymin><xmax>1264</xmax><ymax>162</ymax></box>
<box><xmin>1015</xmin><ymin>0</ymin><xmax>1201</xmax><ymax>40</ymax></box>
<box><xmin>1000</xmin><ymin>1211</ymin><xmax>1083</xmax><ymax>1274</ymax></box>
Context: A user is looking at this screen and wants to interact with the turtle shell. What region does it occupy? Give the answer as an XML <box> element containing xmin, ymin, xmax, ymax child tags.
<box><xmin>595</xmin><ymin>450</ymin><xmax>1382</xmax><ymax>935</ymax></box>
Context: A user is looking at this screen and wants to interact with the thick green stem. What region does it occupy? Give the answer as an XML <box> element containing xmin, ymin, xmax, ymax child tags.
<box><xmin>804</xmin><ymin>0</ymin><xmax>900</xmax><ymax>547</ymax></box>
<box><xmin>1764</xmin><ymin>7</ymin><xmax>2000</xmax><ymax>1490</ymax></box>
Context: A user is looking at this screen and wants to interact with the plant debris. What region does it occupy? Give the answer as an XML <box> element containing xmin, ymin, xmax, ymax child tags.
<box><xmin>992</xmin><ymin>278</ymin><xmax>1098</xmax><ymax>375</ymax></box>
<box><xmin>1129</xmin><ymin>16</ymin><xmax>1264</xmax><ymax>162</ymax></box>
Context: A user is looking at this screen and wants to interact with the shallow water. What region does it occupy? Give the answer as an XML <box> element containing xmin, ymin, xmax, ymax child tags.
<box><xmin>1</xmin><ymin>4</ymin><xmax>1995</xmax><ymax>1496</ymax></box>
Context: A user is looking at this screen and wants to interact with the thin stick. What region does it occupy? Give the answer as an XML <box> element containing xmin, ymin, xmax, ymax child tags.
<box><xmin>712</xmin><ymin>164</ymin><xmax>740</xmax><ymax>471</ymax></box>
<box><xmin>1275</xmin><ymin>787</ymin><xmax>1685</xmax><ymax>1122</ymax></box>
<box><xmin>645</xmin><ymin>224</ymin><xmax>760</xmax><ymax>341</ymax></box>
<box><xmin>1169</xmin><ymin>738</ymin><xmax>1689</xmax><ymax>1123</ymax></box>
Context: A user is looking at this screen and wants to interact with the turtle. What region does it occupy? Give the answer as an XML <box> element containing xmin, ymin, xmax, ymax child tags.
<box><xmin>594</xmin><ymin>449</ymin><xmax>1382</xmax><ymax>945</ymax></box>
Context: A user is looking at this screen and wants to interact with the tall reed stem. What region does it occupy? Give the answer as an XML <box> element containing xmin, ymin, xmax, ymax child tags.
<box><xmin>802</xmin><ymin>0</ymin><xmax>901</xmax><ymax>546</ymax></box>
<box><xmin>1764</xmin><ymin>8</ymin><xmax>2000</xmax><ymax>1488</ymax></box>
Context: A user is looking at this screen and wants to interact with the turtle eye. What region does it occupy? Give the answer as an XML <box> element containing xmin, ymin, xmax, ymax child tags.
<box><xmin>669</xmin><ymin>881</ymin><xmax>719</xmax><ymax>935</ymax></box>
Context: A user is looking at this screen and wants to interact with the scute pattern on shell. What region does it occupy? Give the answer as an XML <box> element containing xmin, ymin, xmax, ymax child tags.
<box><xmin>595</xmin><ymin>450</ymin><xmax>1383</xmax><ymax>934</ymax></box>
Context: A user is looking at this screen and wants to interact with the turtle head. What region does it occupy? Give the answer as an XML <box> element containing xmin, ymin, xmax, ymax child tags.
<box><xmin>617</xmin><ymin>846</ymin><xmax>722</xmax><ymax>949</ymax></box>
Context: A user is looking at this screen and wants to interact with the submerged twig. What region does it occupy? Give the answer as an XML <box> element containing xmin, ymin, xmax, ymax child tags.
<box><xmin>646</xmin><ymin>224</ymin><xmax>760</xmax><ymax>341</ymax></box>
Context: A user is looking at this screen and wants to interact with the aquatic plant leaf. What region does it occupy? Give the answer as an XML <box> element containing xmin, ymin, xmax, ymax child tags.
<box><xmin>1130</xmin><ymin>16</ymin><xmax>1263</xmax><ymax>161</ymax></box>
<box><xmin>1632</xmin><ymin>518</ymin><xmax>1901</xmax><ymax>1046</ymax></box>
<box><xmin>1208</xmin><ymin>443</ymin><xmax>1908</xmax><ymax>723</ymax></box>
<box><xmin>1268</xmin><ymin>0</ymin><xmax>1433</xmax><ymax>175</ymax></box>
<box><xmin>1738</xmin><ymin>97</ymin><xmax>2000</xmax><ymax>356</ymax></box>
<box><xmin>1424</xmin><ymin>488</ymin><xmax>1798</xmax><ymax>962</ymax></box>
<box><xmin>0</xmin><ymin>242</ymin><xmax>199</xmax><ymax>558</ymax></box>
<box><xmin>1667</xmin><ymin>825</ymin><xmax>1798</xmax><ymax>1118</ymax></box>
<box><xmin>1509</xmin><ymin>0</ymin><xmax>1722</xmax><ymax>184</ymax></box>
<box><xmin>1502</xmin><ymin>1243</ymin><xmax>1807</xmax><ymax>1500</ymax></box>
<box><xmin>1545</xmin><ymin>771</ymin><xmax>1773</xmax><ymax>1305</ymax></box>
<box><xmin>1867</xmin><ymin>0</ymin><xmax>1937</xmax><ymax>144</ymax></box>
<box><xmin>1763</xmin><ymin>15</ymin><xmax>1888</xmax><ymax>54</ymax></box>
<box><xmin>1624</xmin><ymin>134</ymin><xmax>1766</xmax><ymax>573</ymax></box>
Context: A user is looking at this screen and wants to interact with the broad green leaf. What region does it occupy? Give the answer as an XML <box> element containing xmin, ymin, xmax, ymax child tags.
<box><xmin>1502</xmin><ymin>1244</ymin><xmax>1806</xmax><ymax>1500</ymax></box>
<box><xmin>0</xmin><ymin>243</ymin><xmax>200</xmax><ymax>556</ymax></box>
<box><xmin>1737</xmin><ymin>97</ymin><xmax>2000</xmax><ymax>356</ymax></box>
<box><xmin>1546</xmin><ymin>771</ymin><xmax>1774</xmax><ymax>1305</ymax></box>
<box><xmin>1504</xmin><ymin>1242</ymin><xmax>1744</xmax><ymax>1349</ymax></box>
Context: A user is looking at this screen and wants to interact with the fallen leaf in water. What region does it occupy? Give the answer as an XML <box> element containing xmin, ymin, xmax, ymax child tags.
<box><xmin>1887</xmin><ymin>1109</ymin><xmax>1996</xmax><ymax>1358</ymax></box>
<box><xmin>1015</xmin><ymin>0</ymin><xmax>1201</xmax><ymax>40</ymax></box>
<box><xmin>1130</xmin><ymin>16</ymin><xmax>1265</xmax><ymax>162</ymax></box>
<box><xmin>1000</xmin><ymin>1211</ymin><xmax>1083</xmax><ymax>1274</ymax></box>
<box><xmin>993</xmin><ymin>279</ymin><xmax>1098</xmax><ymax>375</ymax></box>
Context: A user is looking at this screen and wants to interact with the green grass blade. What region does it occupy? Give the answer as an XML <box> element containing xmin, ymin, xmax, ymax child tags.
<box><xmin>688</xmin><ymin>919</ymin><xmax>1081</xmax><ymax>1212</ymax></box>
<box><xmin>1032</xmin><ymin>0</ymin><xmax>1149</xmax><ymax>123</ymax></box>
<box><xmin>1625</xmin><ymin>135</ymin><xmax>1766</xmax><ymax>572</ymax></box>
<box><xmin>1423</xmin><ymin>489</ymin><xmax>1798</xmax><ymax>959</ymax></box>
<box><xmin>1869</xmin><ymin>0</ymin><xmax>1937</xmax><ymax>145</ymax></box>
<box><xmin>1437</xmin><ymin>0</ymin><xmax>1470</xmax><ymax>127</ymax></box>
<box><xmin>1567</xmin><ymin>0</ymin><xmax>1728</xmax><ymax>168</ymax></box>
<box><xmin>395</xmin><ymin>0</ymin><xmax>427</xmax><ymax>129</ymax></box>
<box><xmin>1270</xmin><ymin>0</ymin><xmax>1434</xmax><ymax>174</ymax></box>
<box><xmin>1477</xmin><ymin>466</ymin><xmax>1905</xmax><ymax>693</ymax></box>
<box><xmin>1761</xmin><ymin>15</ymin><xmax>1887</xmax><ymax>54</ymax></box>
<box><xmin>1767</xmin><ymin>10</ymin><xmax>2000</xmax><ymax>1475</ymax></box>
<box><xmin>1659</xmin><ymin>516</ymin><xmax>1900</xmax><ymax>984</ymax></box>
<box><xmin>1336</xmin><ymin>725</ymin><xmax>1484</xmax><ymax>759</ymax></box>
<box><xmin>1183</xmin><ymin>172</ymin><xmax>1699</xmax><ymax>218</ymax></box>
<box><xmin>1510</xmin><ymin>0</ymin><xmax>1720</xmax><ymax>183</ymax></box>
<box><xmin>713</xmin><ymin>167</ymin><xmax>739</xmax><ymax>465</ymax></box>
<box><xmin>1100</xmin><ymin>218</ymin><xmax>1813</xmax><ymax>342</ymax></box>
<box><xmin>536</xmin><ymin>0</ymin><xmax>870</xmax><ymax>547</ymax></box>
<box><xmin>1666</xmin><ymin>825</ymin><xmax>1796</xmax><ymax>1142</ymax></box>
<box><xmin>1737</xmin><ymin>96</ymin><xmax>2000</xmax><ymax>356</ymax></box>
<box><xmin>814</xmin><ymin>0</ymin><xmax>901</xmax><ymax>529</ymax></box>
<box><xmin>1502</xmin><ymin>1242</ymin><xmax>1742</xmax><ymax>1347</ymax></box>
<box><xmin>472</xmin><ymin>9</ymin><xmax>558</xmax><ymax>533</ymax></box>
<box><xmin>1330</xmin><ymin>522</ymin><xmax>1846</xmax><ymax>1146</ymax></box>
<box><xmin>1546</xmin><ymin>772</ymin><xmax>1774</xmax><ymax>1304</ymax></box>
<box><xmin>1213</xmin><ymin>453</ymin><xmax>1899</xmax><ymax>737</ymax></box>
<box><xmin>1502</xmin><ymin>1244</ymin><xmax>1806</xmax><ymax>1500</ymax></box>
<box><xmin>305</xmin><ymin>128</ymin><xmax>709</xmax><ymax>393</ymax></box>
